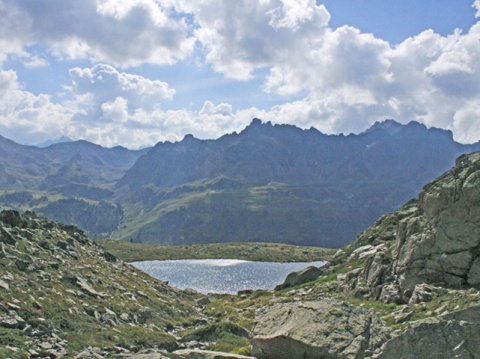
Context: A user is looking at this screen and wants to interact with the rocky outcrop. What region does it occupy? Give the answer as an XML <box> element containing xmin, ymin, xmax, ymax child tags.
<box><xmin>396</xmin><ymin>152</ymin><xmax>480</xmax><ymax>294</ymax></box>
<box><xmin>274</xmin><ymin>266</ymin><xmax>323</xmax><ymax>290</ymax></box>
<box><xmin>0</xmin><ymin>210</ymin><xmax>201</xmax><ymax>357</ymax></box>
<box><xmin>251</xmin><ymin>298</ymin><xmax>391</xmax><ymax>359</ymax></box>
<box><xmin>375</xmin><ymin>306</ymin><xmax>480</xmax><ymax>359</ymax></box>
<box><xmin>341</xmin><ymin>152</ymin><xmax>480</xmax><ymax>304</ymax></box>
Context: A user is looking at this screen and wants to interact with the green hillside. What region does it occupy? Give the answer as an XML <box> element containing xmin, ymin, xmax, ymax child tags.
<box><xmin>114</xmin><ymin>179</ymin><xmax>411</xmax><ymax>248</ymax></box>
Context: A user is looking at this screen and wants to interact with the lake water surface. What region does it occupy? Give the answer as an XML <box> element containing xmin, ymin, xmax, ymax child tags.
<box><xmin>132</xmin><ymin>259</ymin><xmax>326</xmax><ymax>294</ymax></box>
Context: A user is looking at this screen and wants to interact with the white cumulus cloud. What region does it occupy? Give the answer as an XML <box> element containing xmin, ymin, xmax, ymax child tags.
<box><xmin>474</xmin><ymin>0</ymin><xmax>480</xmax><ymax>18</ymax></box>
<box><xmin>0</xmin><ymin>69</ymin><xmax>73</xmax><ymax>144</ymax></box>
<box><xmin>241</xmin><ymin>21</ymin><xmax>480</xmax><ymax>143</ymax></box>
<box><xmin>1</xmin><ymin>0</ymin><xmax>480</xmax><ymax>147</ymax></box>
<box><xmin>170</xmin><ymin>0</ymin><xmax>330</xmax><ymax>80</ymax></box>
<box><xmin>69</xmin><ymin>64</ymin><xmax>175</xmax><ymax>121</ymax></box>
<box><xmin>0</xmin><ymin>0</ymin><xmax>195</xmax><ymax>66</ymax></box>
<box><xmin>69</xmin><ymin>64</ymin><xmax>176</xmax><ymax>107</ymax></box>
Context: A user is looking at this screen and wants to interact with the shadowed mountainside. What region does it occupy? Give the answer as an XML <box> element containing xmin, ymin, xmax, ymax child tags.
<box><xmin>114</xmin><ymin>119</ymin><xmax>480</xmax><ymax>248</ymax></box>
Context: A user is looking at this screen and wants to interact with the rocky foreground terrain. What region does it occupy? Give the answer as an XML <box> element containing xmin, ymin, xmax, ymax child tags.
<box><xmin>250</xmin><ymin>151</ymin><xmax>480</xmax><ymax>358</ymax></box>
<box><xmin>2</xmin><ymin>151</ymin><xmax>480</xmax><ymax>358</ymax></box>
<box><xmin>0</xmin><ymin>210</ymin><xmax>212</xmax><ymax>358</ymax></box>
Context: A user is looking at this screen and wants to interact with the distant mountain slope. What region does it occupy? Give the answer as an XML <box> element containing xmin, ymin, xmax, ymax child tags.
<box><xmin>0</xmin><ymin>135</ymin><xmax>148</xmax><ymax>189</ymax></box>
<box><xmin>114</xmin><ymin>119</ymin><xmax>480</xmax><ymax>248</ymax></box>
<box><xmin>36</xmin><ymin>135</ymin><xmax>74</xmax><ymax>148</ymax></box>
<box><xmin>0</xmin><ymin>135</ymin><xmax>149</xmax><ymax>237</ymax></box>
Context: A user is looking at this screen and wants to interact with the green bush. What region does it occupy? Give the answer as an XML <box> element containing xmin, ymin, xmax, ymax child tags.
<box><xmin>0</xmin><ymin>328</ymin><xmax>26</xmax><ymax>348</ymax></box>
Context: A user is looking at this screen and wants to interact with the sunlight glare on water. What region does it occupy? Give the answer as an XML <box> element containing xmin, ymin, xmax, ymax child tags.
<box><xmin>186</xmin><ymin>259</ymin><xmax>249</xmax><ymax>267</ymax></box>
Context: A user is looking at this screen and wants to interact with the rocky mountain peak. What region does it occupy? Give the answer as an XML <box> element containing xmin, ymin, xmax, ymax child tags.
<box><xmin>367</xmin><ymin>119</ymin><xmax>406</xmax><ymax>134</ymax></box>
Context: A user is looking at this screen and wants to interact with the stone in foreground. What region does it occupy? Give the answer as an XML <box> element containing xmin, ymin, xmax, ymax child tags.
<box><xmin>171</xmin><ymin>349</ymin><xmax>256</xmax><ymax>359</ymax></box>
<box><xmin>251</xmin><ymin>299</ymin><xmax>390</xmax><ymax>359</ymax></box>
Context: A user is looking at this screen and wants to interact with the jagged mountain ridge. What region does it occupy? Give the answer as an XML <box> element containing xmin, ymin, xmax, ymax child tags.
<box><xmin>114</xmin><ymin>119</ymin><xmax>480</xmax><ymax>247</ymax></box>
<box><xmin>118</xmin><ymin>119</ymin><xmax>472</xmax><ymax>189</ymax></box>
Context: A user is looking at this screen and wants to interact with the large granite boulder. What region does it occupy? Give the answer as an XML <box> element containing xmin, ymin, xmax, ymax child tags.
<box><xmin>251</xmin><ymin>298</ymin><xmax>391</xmax><ymax>359</ymax></box>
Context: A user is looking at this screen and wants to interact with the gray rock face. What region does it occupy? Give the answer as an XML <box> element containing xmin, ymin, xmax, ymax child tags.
<box><xmin>0</xmin><ymin>313</ymin><xmax>26</xmax><ymax>329</ymax></box>
<box><xmin>251</xmin><ymin>299</ymin><xmax>391</xmax><ymax>359</ymax></box>
<box><xmin>375</xmin><ymin>306</ymin><xmax>480</xmax><ymax>359</ymax></box>
<box><xmin>408</xmin><ymin>283</ymin><xmax>448</xmax><ymax>305</ymax></box>
<box><xmin>274</xmin><ymin>266</ymin><xmax>323</xmax><ymax>290</ymax></box>
<box><xmin>376</xmin><ymin>320</ymin><xmax>480</xmax><ymax>359</ymax></box>
<box><xmin>350</xmin><ymin>152</ymin><xmax>480</xmax><ymax>303</ymax></box>
<box><xmin>395</xmin><ymin>152</ymin><xmax>480</xmax><ymax>299</ymax></box>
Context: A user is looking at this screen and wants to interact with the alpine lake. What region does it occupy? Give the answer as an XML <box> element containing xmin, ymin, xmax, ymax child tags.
<box><xmin>132</xmin><ymin>259</ymin><xmax>326</xmax><ymax>294</ymax></box>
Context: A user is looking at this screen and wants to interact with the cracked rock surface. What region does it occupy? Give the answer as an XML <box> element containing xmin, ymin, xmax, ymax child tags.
<box><xmin>344</xmin><ymin>152</ymin><xmax>480</xmax><ymax>304</ymax></box>
<box><xmin>374</xmin><ymin>306</ymin><xmax>480</xmax><ymax>359</ymax></box>
<box><xmin>251</xmin><ymin>298</ymin><xmax>390</xmax><ymax>359</ymax></box>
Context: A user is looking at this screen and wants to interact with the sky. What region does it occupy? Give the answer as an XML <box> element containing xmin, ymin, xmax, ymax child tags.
<box><xmin>0</xmin><ymin>0</ymin><xmax>479</xmax><ymax>149</ymax></box>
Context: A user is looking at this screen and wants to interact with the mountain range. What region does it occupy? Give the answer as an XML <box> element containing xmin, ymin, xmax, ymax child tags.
<box><xmin>1</xmin><ymin>119</ymin><xmax>480</xmax><ymax>247</ymax></box>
